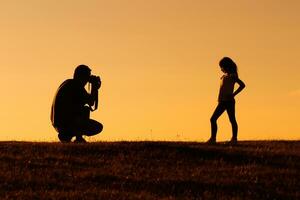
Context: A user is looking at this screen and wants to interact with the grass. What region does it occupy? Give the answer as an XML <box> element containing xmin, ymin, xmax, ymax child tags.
<box><xmin>0</xmin><ymin>141</ymin><xmax>299</xmax><ymax>199</ymax></box>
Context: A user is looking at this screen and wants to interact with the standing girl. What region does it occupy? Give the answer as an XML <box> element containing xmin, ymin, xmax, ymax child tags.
<box><xmin>208</xmin><ymin>57</ymin><xmax>245</xmax><ymax>144</ymax></box>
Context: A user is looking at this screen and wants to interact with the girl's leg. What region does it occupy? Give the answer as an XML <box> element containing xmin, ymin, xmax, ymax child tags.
<box><xmin>210</xmin><ymin>103</ymin><xmax>226</xmax><ymax>140</ymax></box>
<box><xmin>226</xmin><ymin>101</ymin><xmax>238</xmax><ymax>140</ymax></box>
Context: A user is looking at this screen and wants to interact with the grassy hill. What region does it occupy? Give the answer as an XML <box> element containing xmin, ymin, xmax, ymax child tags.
<box><xmin>0</xmin><ymin>141</ymin><xmax>299</xmax><ymax>199</ymax></box>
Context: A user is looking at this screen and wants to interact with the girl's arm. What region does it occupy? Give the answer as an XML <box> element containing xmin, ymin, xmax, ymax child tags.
<box><xmin>233</xmin><ymin>78</ymin><xmax>246</xmax><ymax>97</ymax></box>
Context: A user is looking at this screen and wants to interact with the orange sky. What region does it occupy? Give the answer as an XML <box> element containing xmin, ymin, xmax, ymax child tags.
<box><xmin>1</xmin><ymin>0</ymin><xmax>300</xmax><ymax>141</ymax></box>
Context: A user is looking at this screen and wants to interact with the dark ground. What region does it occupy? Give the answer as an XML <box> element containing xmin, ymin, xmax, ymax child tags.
<box><xmin>0</xmin><ymin>141</ymin><xmax>299</xmax><ymax>199</ymax></box>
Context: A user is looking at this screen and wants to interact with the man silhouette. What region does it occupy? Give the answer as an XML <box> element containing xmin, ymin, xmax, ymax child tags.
<box><xmin>51</xmin><ymin>65</ymin><xmax>103</xmax><ymax>143</ymax></box>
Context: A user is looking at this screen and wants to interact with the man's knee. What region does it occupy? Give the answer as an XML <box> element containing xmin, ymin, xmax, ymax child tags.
<box><xmin>95</xmin><ymin>122</ymin><xmax>103</xmax><ymax>134</ymax></box>
<box><xmin>84</xmin><ymin>120</ymin><xmax>103</xmax><ymax>136</ymax></box>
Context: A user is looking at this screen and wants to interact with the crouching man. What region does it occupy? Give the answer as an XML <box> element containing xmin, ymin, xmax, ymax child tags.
<box><xmin>51</xmin><ymin>65</ymin><xmax>103</xmax><ymax>143</ymax></box>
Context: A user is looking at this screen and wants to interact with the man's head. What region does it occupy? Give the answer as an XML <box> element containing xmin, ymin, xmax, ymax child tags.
<box><xmin>73</xmin><ymin>65</ymin><xmax>91</xmax><ymax>86</ymax></box>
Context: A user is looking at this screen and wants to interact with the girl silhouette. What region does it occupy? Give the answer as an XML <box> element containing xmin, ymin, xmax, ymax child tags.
<box><xmin>208</xmin><ymin>57</ymin><xmax>245</xmax><ymax>144</ymax></box>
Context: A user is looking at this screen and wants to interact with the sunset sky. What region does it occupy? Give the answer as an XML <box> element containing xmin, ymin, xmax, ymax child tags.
<box><xmin>1</xmin><ymin>0</ymin><xmax>299</xmax><ymax>141</ymax></box>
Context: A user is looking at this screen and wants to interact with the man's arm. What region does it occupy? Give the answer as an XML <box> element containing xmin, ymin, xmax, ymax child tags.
<box><xmin>85</xmin><ymin>77</ymin><xmax>101</xmax><ymax>108</ymax></box>
<box><xmin>87</xmin><ymin>87</ymin><xmax>98</xmax><ymax>107</ymax></box>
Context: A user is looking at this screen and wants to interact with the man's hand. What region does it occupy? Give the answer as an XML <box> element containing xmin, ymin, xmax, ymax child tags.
<box><xmin>93</xmin><ymin>80</ymin><xmax>101</xmax><ymax>90</ymax></box>
<box><xmin>89</xmin><ymin>75</ymin><xmax>101</xmax><ymax>90</ymax></box>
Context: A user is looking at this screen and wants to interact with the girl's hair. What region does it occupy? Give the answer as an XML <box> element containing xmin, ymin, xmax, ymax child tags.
<box><xmin>219</xmin><ymin>57</ymin><xmax>238</xmax><ymax>76</ymax></box>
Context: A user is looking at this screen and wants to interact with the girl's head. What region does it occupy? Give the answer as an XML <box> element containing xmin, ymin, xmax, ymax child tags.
<box><xmin>219</xmin><ymin>57</ymin><xmax>238</xmax><ymax>76</ymax></box>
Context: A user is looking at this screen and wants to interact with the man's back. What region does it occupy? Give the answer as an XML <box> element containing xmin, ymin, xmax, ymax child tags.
<box><xmin>51</xmin><ymin>79</ymin><xmax>89</xmax><ymax>127</ymax></box>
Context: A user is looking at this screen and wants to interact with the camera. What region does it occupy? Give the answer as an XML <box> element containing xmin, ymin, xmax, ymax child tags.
<box><xmin>89</xmin><ymin>75</ymin><xmax>101</xmax><ymax>89</ymax></box>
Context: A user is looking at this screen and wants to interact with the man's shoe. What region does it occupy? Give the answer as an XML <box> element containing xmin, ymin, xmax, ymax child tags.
<box><xmin>74</xmin><ymin>136</ymin><xmax>87</xmax><ymax>143</ymax></box>
<box><xmin>58</xmin><ymin>133</ymin><xmax>72</xmax><ymax>143</ymax></box>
